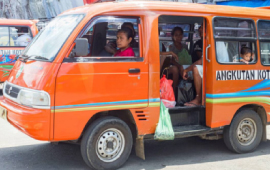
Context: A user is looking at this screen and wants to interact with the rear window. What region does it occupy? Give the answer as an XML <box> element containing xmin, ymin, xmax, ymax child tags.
<box><xmin>0</xmin><ymin>26</ymin><xmax>32</xmax><ymax>47</ymax></box>
<box><xmin>213</xmin><ymin>17</ymin><xmax>257</xmax><ymax>64</ymax></box>
<box><xmin>213</xmin><ymin>18</ymin><xmax>256</xmax><ymax>38</ymax></box>
<box><xmin>258</xmin><ymin>20</ymin><xmax>270</xmax><ymax>65</ymax></box>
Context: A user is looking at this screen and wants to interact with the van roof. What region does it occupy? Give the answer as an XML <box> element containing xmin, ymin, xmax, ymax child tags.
<box><xmin>0</xmin><ymin>19</ymin><xmax>36</xmax><ymax>26</ymax></box>
<box><xmin>62</xmin><ymin>1</ymin><xmax>270</xmax><ymax>18</ymax></box>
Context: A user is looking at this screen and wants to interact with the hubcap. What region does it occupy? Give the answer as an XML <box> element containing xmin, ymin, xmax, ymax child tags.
<box><xmin>237</xmin><ymin>118</ymin><xmax>257</xmax><ymax>146</ymax></box>
<box><xmin>96</xmin><ymin>128</ymin><xmax>125</xmax><ymax>162</ymax></box>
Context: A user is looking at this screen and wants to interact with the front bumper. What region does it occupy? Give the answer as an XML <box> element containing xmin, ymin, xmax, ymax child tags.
<box><xmin>0</xmin><ymin>96</ymin><xmax>51</xmax><ymax>140</ymax></box>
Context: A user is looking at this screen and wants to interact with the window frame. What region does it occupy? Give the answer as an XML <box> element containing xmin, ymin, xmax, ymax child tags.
<box><xmin>0</xmin><ymin>25</ymin><xmax>33</xmax><ymax>48</ymax></box>
<box><xmin>212</xmin><ymin>16</ymin><xmax>258</xmax><ymax>65</ymax></box>
<box><xmin>257</xmin><ymin>19</ymin><xmax>270</xmax><ymax>66</ymax></box>
<box><xmin>67</xmin><ymin>16</ymin><xmax>143</xmax><ymax>63</ymax></box>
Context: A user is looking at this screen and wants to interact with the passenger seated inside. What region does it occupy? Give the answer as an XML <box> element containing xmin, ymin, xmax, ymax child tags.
<box><xmin>161</xmin><ymin>27</ymin><xmax>192</xmax><ymax>90</ymax></box>
<box><xmin>239</xmin><ymin>47</ymin><xmax>254</xmax><ymax>64</ymax></box>
<box><xmin>114</xmin><ymin>27</ymin><xmax>135</xmax><ymax>57</ymax></box>
<box><xmin>182</xmin><ymin>55</ymin><xmax>203</xmax><ymax>107</ymax></box>
<box><xmin>105</xmin><ymin>22</ymin><xmax>138</xmax><ymax>55</ymax></box>
<box><xmin>16</xmin><ymin>27</ymin><xmax>32</xmax><ymax>46</ymax></box>
<box><xmin>192</xmin><ymin>25</ymin><xmax>203</xmax><ymax>63</ymax></box>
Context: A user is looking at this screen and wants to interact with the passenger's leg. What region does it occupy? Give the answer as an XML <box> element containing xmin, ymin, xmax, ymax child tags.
<box><xmin>185</xmin><ymin>66</ymin><xmax>202</xmax><ymax>106</ymax></box>
<box><xmin>168</xmin><ymin>66</ymin><xmax>179</xmax><ymax>90</ymax></box>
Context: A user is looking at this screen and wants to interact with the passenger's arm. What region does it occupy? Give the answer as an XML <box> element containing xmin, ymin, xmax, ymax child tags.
<box><xmin>182</xmin><ymin>57</ymin><xmax>202</xmax><ymax>80</ymax></box>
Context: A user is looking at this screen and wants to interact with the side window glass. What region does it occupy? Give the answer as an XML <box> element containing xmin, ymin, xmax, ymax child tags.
<box><xmin>76</xmin><ymin>17</ymin><xmax>140</xmax><ymax>58</ymax></box>
<box><xmin>214</xmin><ymin>17</ymin><xmax>257</xmax><ymax>64</ymax></box>
<box><xmin>0</xmin><ymin>27</ymin><xmax>12</xmax><ymax>46</ymax></box>
<box><xmin>0</xmin><ymin>26</ymin><xmax>32</xmax><ymax>47</ymax></box>
<box><xmin>258</xmin><ymin>20</ymin><xmax>270</xmax><ymax>65</ymax></box>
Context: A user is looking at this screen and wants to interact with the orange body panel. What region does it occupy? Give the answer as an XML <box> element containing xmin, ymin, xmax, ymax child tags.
<box><xmin>0</xmin><ymin>96</ymin><xmax>50</xmax><ymax>140</ymax></box>
<box><xmin>1</xmin><ymin>2</ymin><xmax>270</xmax><ymax>141</ymax></box>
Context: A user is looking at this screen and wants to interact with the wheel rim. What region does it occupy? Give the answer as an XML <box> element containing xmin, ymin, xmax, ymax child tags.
<box><xmin>96</xmin><ymin>128</ymin><xmax>125</xmax><ymax>162</ymax></box>
<box><xmin>237</xmin><ymin>118</ymin><xmax>257</xmax><ymax>146</ymax></box>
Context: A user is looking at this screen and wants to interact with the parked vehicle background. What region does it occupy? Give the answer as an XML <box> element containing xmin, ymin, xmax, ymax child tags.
<box><xmin>0</xmin><ymin>19</ymin><xmax>38</xmax><ymax>83</ymax></box>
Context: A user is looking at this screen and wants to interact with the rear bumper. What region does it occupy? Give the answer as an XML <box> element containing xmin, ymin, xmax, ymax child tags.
<box><xmin>0</xmin><ymin>96</ymin><xmax>51</xmax><ymax>140</ymax></box>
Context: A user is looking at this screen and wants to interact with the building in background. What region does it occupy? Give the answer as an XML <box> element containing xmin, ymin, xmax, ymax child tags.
<box><xmin>1</xmin><ymin>0</ymin><xmax>270</xmax><ymax>30</ymax></box>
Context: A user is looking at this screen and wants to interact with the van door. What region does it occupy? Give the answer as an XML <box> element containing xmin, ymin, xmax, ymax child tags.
<box><xmin>53</xmin><ymin>17</ymin><xmax>148</xmax><ymax>140</ymax></box>
<box><xmin>205</xmin><ymin>17</ymin><xmax>258</xmax><ymax>128</ymax></box>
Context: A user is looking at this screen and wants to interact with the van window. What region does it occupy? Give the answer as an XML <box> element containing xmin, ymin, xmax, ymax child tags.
<box><xmin>159</xmin><ymin>23</ymin><xmax>190</xmax><ymax>51</ymax></box>
<box><xmin>23</xmin><ymin>14</ymin><xmax>84</xmax><ymax>61</ymax></box>
<box><xmin>77</xmin><ymin>17</ymin><xmax>140</xmax><ymax>59</ymax></box>
<box><xmin>214</xmin><ymin>17</ymin><xmax>257</xmax><ymax>64</ymax></box>
<box><xmin>0</xmin><ymin>26</ymin><xmax>32</xmax><ymax>47</ymax></box>
<box><xmin>258</xmin><ymin>20</ymin><xmax>270</xmax><ymax>65</ymax></box>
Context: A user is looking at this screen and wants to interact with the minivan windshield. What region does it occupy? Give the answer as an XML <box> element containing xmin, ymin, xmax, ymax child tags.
<box><xmin>23</xmin><ymin>14</ymin><xmax>84</xmax><ymax>61</ymax></box>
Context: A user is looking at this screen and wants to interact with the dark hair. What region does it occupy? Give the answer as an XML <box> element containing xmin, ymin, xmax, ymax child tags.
<box><xmin>240</xmin><ymin>47</ymin><xmax>251</xmax><ymax>55</ymax></box>
<box><xmin>171</xmin><ymin>27</ymin><xmax>183</xmax><ymax>42</ymax></box>
<box><xmin>121</xmin><ymin>22</ymin><xmax>136</xmax><ymax>45</ymax></box>
<box><xmin>171</xmin><ymin>27</ymin><xmax>183</xmax><ymax>36</ymax></box>
<box><xmin>121</xmin><ymin>22</ymin><xmax>135</xmax><ymax>35</ymax></box>
<box><xmin>117</xmin><ymin>27</ymin><xmax>134</xmax><ymax>44</ymax></box>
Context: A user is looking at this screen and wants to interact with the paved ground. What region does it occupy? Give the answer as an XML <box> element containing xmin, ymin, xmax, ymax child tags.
<box><xmin>1</xmin><ymin>118</ymin><xmax>270</xmax><ymax>170</ymax></box>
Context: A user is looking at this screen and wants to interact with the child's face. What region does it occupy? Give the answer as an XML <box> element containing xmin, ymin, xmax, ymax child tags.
<box><xmin>173</xmin><ymin>30</ymin><xmax>183</xmax><ymax>43</ymax></box>
<box><xmin>116</xmin><ymin>32</ymin><xmax>132</xmax><ymax>49</ymax></box>
<box><xmin>241</xmin><ymin>52</ymin><xmax>252</xmax><ymax>61</ymax></box>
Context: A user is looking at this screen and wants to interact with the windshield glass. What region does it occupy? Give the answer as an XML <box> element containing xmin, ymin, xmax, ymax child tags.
<box><xmin>23</xmin><ymin>14</ymin><xmax>84</xmax><ymax>61</ymax></box>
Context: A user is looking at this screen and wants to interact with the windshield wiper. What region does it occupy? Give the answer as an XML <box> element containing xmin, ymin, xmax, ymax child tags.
<box><xmin>33</xmin><ymin>56</ymin><xmax>49</xmax><ymax>61</ymax></box>
<box><xmin>18</xmin><ymin>54</ymin><xmax>31</xmax><ymax>63</ymax></box>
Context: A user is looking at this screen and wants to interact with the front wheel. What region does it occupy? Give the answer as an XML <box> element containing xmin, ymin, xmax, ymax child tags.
<box><xmin>81</xmin><ymin>117</ymin><xmax>133</xmax><ymax>170</ymax></box>
<box><xmin>223</xmin><ymin>109</ymin><xmax>263</xmax><ymax>153</ymax></box>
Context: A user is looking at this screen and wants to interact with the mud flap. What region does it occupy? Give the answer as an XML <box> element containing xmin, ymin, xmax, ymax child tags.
<box><xmin>135</xmin><ymin>136</ymin><xmax>145</xmax><ymax>160</ymax></box>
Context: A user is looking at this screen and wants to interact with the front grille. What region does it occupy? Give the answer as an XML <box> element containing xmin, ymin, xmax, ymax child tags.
<box><xmin>4</xmin><ymin>83</ymin><xmax>21</xmax><ymax>98</ymax></box>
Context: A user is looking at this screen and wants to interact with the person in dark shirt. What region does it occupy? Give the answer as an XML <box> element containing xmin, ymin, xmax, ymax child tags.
<box><xmin>192</xmin><ymin>25</ymin><xmax>203</xmax><ymax>63</ymax></box>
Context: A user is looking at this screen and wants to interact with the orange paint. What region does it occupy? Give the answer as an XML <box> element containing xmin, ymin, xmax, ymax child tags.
<box><xmin>0</xmin><ymin>2</ymin><xmax>269</xmax><ymax>142</ymax></box>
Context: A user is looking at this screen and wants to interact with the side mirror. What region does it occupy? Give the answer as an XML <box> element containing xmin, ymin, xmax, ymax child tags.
<box><xmin>74</xmin><ymin>38</ymin><xmax>88</xmax><ymax>57</ymax></box>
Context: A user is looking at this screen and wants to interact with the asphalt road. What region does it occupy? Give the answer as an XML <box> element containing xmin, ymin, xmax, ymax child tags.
<box><xmin>1</xmin><ymin>118</ymin><xmax>270</xmax><ymax>170</ymax></box>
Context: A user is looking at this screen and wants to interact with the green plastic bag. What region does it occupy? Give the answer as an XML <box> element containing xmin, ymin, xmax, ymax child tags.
<box><xmin>178</xmin><ymin>49</ymin><xmax>192</xmax><ymax>65</ymax></box>
<box><xmin>154</xmin><ymin>102</ymin><xmax>175</xmax><ymax>140</ymax></box>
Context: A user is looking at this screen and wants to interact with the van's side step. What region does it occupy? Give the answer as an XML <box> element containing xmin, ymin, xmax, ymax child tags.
<box><xmin>174</xmin><ymin>125</ymin><xmax>211</xmax><ymax>138</ymax></box>
<box><xmin>143</xmin><ymin>125</ymin><xmax>223</xmax><ymax>140</ymax></box>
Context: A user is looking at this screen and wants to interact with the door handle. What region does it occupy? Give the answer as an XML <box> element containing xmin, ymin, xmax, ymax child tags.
<box><xmin>128</xmin><ymin>68</ymin><xmax>140</xmax><ymax>74</ymax></box>
<box><xmin>206</xmin><ymin>44</ymin><xmax>211</xmax><ymax>62</ymax></box>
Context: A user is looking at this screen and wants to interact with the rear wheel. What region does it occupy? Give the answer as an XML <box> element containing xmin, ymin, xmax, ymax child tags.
<box><xmin>81</xmin><ymin>116</ymin><xmax>133</xmax><ymax>170</ymax></box>
<box><xmin>223</xmin><ymin>109</ymin><xmax>263</xmax><ymax>153</ymax></box>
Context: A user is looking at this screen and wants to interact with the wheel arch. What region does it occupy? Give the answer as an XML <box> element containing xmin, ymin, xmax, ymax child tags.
<box><xmin>232</xmin><ymin>104</ymin><xmax>267</xmax><ymax>141</ymax></box>
<box><xmin>79</xmin><ymin>109</ymin><xmax>138</xmax><ymax>143</ymax></box>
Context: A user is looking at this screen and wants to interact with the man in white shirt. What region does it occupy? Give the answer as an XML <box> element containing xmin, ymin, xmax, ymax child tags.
<box><xmin>16</xmin><ymin>28</ymin><xmax>32</xmax><ymax>46</ymax></box>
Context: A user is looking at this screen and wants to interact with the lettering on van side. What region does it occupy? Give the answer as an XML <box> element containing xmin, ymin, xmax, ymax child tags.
<box><xmin>0</xmin><ymin>50</ymin><xmax>22</xmax><ymax>55</ymax></box>
<box><xmin>216</xmin><ymin>70</ymin><xmax>270</xmax><ymax>81</ymax></box>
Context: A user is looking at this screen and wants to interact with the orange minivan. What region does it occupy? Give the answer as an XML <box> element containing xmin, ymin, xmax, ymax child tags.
<box><xmin>1</xmin><ymin>1</ymin><xmax>270</xmax><ymax>170</ymax></box>
<box><xmin>0</xmin><ymin>19</ymin><xmax>38</xmax><ymax>83</ymax></box>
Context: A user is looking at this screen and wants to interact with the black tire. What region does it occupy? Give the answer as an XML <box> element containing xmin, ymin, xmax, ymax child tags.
<box><xmin>81</xmin><ymin>116</ymin><xmax>133</xmax><ymax>170</ymax></box>
<box><xmin>223</xmin><ymin>109</ymin><xmax>263</xmax><ymax>153</ymax></box>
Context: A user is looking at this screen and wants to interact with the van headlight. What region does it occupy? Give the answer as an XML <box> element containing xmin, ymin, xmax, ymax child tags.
<box><xmin>18</xmin><ymin>89</ymin><xmax>50</xmax><ymax>109</ymax></box>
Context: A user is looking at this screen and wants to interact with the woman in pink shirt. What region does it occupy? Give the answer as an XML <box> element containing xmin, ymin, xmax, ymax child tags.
<box><xmin>114</xmin><ymin>27</ymin><xmax>135</xmax><ymax>57</ymax></box>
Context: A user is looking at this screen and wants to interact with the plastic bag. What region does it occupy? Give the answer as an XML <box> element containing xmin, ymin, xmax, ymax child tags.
<box><xmin>161</xmin><ymin>99</ymin><xmax>176</xmax><ymax>108</ymax></box>
<box><xmin>154</xmin><ymin>102</ymin><xmax>175</xmax><ymax>140</ymax></box>
<box><xmin>160</xmin><ymin>75</ymin><xmax>175</xmax><ymax>101</ymax></box>
<box><xmin>177</xmin><ymin>80</ymin><xmax>195</xmax><ymax>106</ymax></box>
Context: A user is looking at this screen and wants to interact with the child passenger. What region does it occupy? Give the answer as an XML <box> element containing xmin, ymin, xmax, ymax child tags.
<box><xmin>114</xmin><ymin>27</ymin><xmax>135</xmax><ymax>57</ymax></box>
<box><xmin>239</xmin><ymin>47</ymin><xmax>254</xmax><ymax>64</ymax></box>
